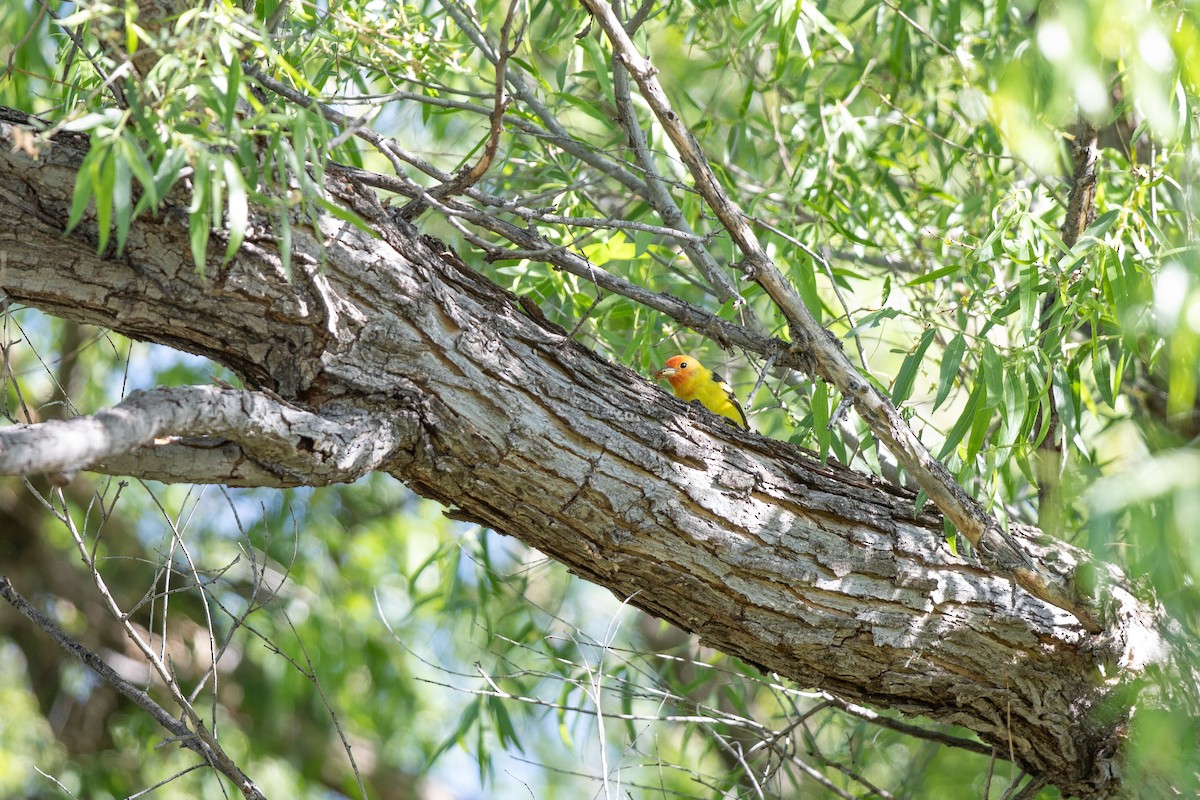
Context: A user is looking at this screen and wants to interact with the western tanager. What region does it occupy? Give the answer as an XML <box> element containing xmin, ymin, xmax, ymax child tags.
<box><xmin>654</xmin><ymin>354</ymin><xmax>748</xmax><ymax>430</ymax></box>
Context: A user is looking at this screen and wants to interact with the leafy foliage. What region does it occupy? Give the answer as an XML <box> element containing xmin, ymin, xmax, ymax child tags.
<box><xmin>3</xmin><ymin>0</ymin><xmax>1200</xmax><ymax>796</ymax></box>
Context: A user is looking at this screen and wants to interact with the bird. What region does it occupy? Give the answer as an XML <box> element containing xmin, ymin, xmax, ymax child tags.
<box><xmin>654</xmin><ymin>355</ymin><xmax>748</xmax><ymax>430</ymax></box>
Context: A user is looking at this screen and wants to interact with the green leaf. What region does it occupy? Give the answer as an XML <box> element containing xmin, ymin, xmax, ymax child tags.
<box><xmin>934</xmin><ymin>333</ymin><xmax>966</xmax><ymax>410</ymax></box>
<box><xmin>914</xmin><ymin>489</ymin><xmax>928</xmax><ymax>517</ymax></box>
<box><xmin>813</xmin><ymin>382</ymin><xmax>830</xmax><ymax>460</ymax></box>
<box><xmin>112</xmin><ymin>151</ymin><xmax>132</xmax><ymax>254</ymax></box>
<box><xmin>581</xmin><ymin>232</ymin><xmax>636</xmax><ymax>264</ymax></box>
<box><xmin>189</xmin><ymin>153</ymin><xmax>211</xmax><ymax>272</ymax></box>
<box><xmin>845</xmin><ymin>307</ymin><xmax>900</xmax><ymax>336</ymax></box>
<box><xmin>209</xmin><ymin>158</ymin><xmax>225</xmax><ymax>241</ymax></box>
<box><xmin>944</xmin><ymin>517</ymin><xmax>958</xmax><ymax>556</ymax></box>
<box><xmin>152</xmin><ymin>147</ymin><xmax>189</xmax><ymax>204</ymax></box>
<box><xmin>222</xmin><ymin>158</ymin><xmax>248</xmax><ymax>264</ymax></box>
<box><xmin>582</xmin><ymin>37</ymin><xmax>614</xmax><ymax>106</ymax></box>
<box><xmin>554</xmin><ymin>59</ymin><xmax>567</xmax><ymax>92</ymax></box>
<box><xmin>189</xmin><ymin>209</ymin><xmax>211</xmax><ymax>273</ymax></box>
<box><xmin>937</xmin><ymin>377</ymin><xmax>985</xmax><ymax>460</ymax></box>
<box><xmin>977</xmin><ymin>212</ymin><xmax>1014</xmax><ymax>254</ymax></box>
<box><xmin>316</xmin><ymin>195</ymin><xmax>378</xmax><ymax>238</ymax></box>
<box><xmin>121</xmin><ymin>136</ymin><xmax>158</xmax><ymax>215</ymax></box>
<box><xmin>1020</xmin><ymin>262</ymin><xmax>1038</xmax><ymax>345</ymax></box>
<box><xmin>430</xmin><ymin>697</ymin><xmax>481</xmax><ymax>764</ymax></box>
<box><xmin>1082</xmin><ymin>208</ymin><xmax>1120</xmax><ymax>241</ymax></box>
<box><xmin>892</xmin><ymin>327</ymin><xmax>936</xmax><ymax>405</ymax></box>
<box><xmin>1093</xmin><ymin>336</ymin><xmax>1114</xmax><ymax>407</ymax></box>
<box><xmin>487</xmin><ymin>696</ymin><xmax>524</xmax><ymax>753</ymax></box>
<box><xmin>93</xmin><ymin>147</ymin><xmax>115</xmax><ymax>253</ymax></box>
<box><xmin>999</xmin><ymin>365</ymin><xmax>1028</xmax><ymax>451</ymax></box>
<box><xmin>1053</xmin><ymin>363</ymin><xmax>1088</xmax><ymax>457</ymax></box>
<box><xmin>60</xmin><ymin>109</ymin><xmax>124</xmax><ymax>133</ymax></box>
<box><xmin>793</xmin><ymin>256</ymin><xmax>823</xmax><ymax>319</ymax></box>
<box><xmin>66</xmin><ymin>148</ymin><xmax>98</xmax><ymax>234</ymax></box>
<box><xmin>981</xmin><ymin>343</ymin><xmax>1003</xmax><ymax>408</ymax></box>
<box><xmin>904</xmin><ymin>262</ymin><xmax>962</xmax><ymax>288</ymax></box>
<box><xmin>223</xmin><ymin>54</ymin><xmax>244</xmax><ymax>135</ymax></box>
<box><xmin>559</xmin><ymin>92</ymin><xmax>609</xmax><ymax>124</ymax></box>
<box><xmin>966</xmin><ymin>378</ymin><xmax>993</xmax><ymax>460</ymax></box>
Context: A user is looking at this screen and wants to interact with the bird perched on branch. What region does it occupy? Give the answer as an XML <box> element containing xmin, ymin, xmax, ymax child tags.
<box><xmin>654</xmin><ymin>355</ymin><xmax>748</xmax><ymax>430</ymax></box>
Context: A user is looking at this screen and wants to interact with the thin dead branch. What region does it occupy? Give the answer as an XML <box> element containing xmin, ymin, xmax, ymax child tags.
<box><xmin>0</xmin><ymin>575</ymin><xmax>265</xmax><ymax>799</ymax></box>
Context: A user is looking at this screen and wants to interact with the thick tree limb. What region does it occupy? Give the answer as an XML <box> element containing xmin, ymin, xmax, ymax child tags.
<box><xmin>0</xmin><ymin>385</ymin><xmax>410</xmax><ymax>487</ymax></box>
<box><xmin>0</xmin><ymin>108</ymin><xmax>1174</xmax><ymax>798</ymax></box>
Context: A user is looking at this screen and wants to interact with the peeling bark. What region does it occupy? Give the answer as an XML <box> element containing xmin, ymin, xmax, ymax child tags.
<box><xmin>0</xmin><ymin>108</ymin><xmax>1180</xmax><ymax>798</ymax></box>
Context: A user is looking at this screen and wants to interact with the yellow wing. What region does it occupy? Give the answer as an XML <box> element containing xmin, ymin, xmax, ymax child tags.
<box><xmin>698</xmin><ymin>371</ymin><xmax>748</xmax><ymax>429</ymax></box>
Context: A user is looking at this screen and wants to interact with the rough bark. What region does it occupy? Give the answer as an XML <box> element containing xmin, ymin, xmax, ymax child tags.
<box><xmin>0</xmin><ymin>108</ymin><xmax>1177</xmax><ymax>798</ymax></box>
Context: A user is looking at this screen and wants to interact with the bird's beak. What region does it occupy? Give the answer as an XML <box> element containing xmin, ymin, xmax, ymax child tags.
<box><xmin>654</xmin><ymin>367</ymin><xmax>676</xmax><ymax>380</ymax></box>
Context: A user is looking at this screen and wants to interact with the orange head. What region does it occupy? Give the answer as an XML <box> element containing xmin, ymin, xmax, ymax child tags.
<box><xmin>654</xmin><ymin>354</ymin><xmax>705</xmax><ymax>395</ymax></box>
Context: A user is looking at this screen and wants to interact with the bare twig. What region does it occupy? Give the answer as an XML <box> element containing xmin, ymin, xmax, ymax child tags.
<box><xmin>747</xmin><ymin>214</ymin><xmax>868</xmax><ymax>369</ymax></box>
<box><xmin>745</xmin><ymin>351</ymin><xmax>778</xmax><ymax>410</ymax></box>
<box><xmin>38</xmin><ymin>1</ymin><xmax>129</xmax><ymax>108</ymax></box>
<box><xmin>610</xmin><ymin>39</ymin><xmax>747</xmax><ymax>312</ymax></box>
<box><xmin>1004</xmin><ymin>773</ymin><xmax>1046</xmax><ymax>800</ymax></box>
<box><xmin>0</xmin><ymin>575</ymin><xmax>265</xmax><ymax>799</ymax></box>
<box><xmin>125</xmin><ymin>763</ymin><xmax>209</xmax><ymax>799</ymax></box>
<box><xmin>820</xmin><ymin>693</ymin><xmax>1000</xmax><ymax>758</ymax></box>
<box><xmin>876</xmin><ymin>0</ymin><xmax>956</xmax><ymax>57</ymax></box>
<box><xmin>698</xmin><ymin>720</ymin><xmax>766</xmax><ymax>800</ymax></box>
<box><xmin>624</xmin><ymin>0</ymin><xmax>658</xmax><ymax>33</ymax></box>
<box><xmin>142</xmin><ymin>483</ymin><xmax>221</xmax><ymax>730</ymax></box>
<box><xmin>51</xmin><ymin>488</ymin><xmax>266</xmax><ymax>799</ymax></box>
<box><xmin>398</xmin><ymin>0</ymin><xmax>521</xmax><ymax>219</ymax></box>
<box><xmin>564</xmin><ymin>292</ymin><xmax>604</xmax><ymax>342</ymax></box>
<box><xmin>282</xmin><ymin>613</ymin><xmax>370</xmax><ymax>800</ymax></box>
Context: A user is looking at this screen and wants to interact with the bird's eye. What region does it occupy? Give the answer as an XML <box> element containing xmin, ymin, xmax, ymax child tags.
<box><xmin>679</xmin><ymin>362</ymin><xmax>688</xmax><ymax>369</ymax></box>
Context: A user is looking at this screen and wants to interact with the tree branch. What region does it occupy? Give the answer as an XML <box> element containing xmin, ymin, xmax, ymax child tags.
<box><xmin>609</xmin><ymin>47</ymin><xmax>750</xmax><ymax>313</ymax></box>
<box><xmin>0</xmin><ymin>385</ymin><xmax>413</xmax><ymax>487</ymax></box>
<box><xmin>1037</xmin><ymin>120</ymin><xmax>1101</xmax><ymax>534</ymax></box>
<box><xmin>0</xmin><ymin>106</ymin><xmax>1172</xmax><ymax>797</ymax></box>
<box><xmin>0</xmin><ymin>576</ymin><xmax>265</xmax><ymax>800</ymax></box>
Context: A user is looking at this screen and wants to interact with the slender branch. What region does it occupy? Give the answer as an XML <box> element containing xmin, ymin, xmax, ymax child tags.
<box><xmin>0</xmin><ymin>576</ymin><xmax>265</xmax><ymax>799</ymax></box>
<box><xmin>1006</xmin><ymin>774</ymin><xmax>1048</xmax><ymax>800</ymax></box>
<box><xmin>610</xmin><ymin>44</ymin><xmax>747</xmax><ymax>312</ymax></box>
<box><xmin>398</xmin><ymin>0</ymin><xmax>520</xmax><ymax>220</ymax></box>
<box><xmin>623</xmin><ymin>0</ymin><xmax>658</xmax><ymax>33</ymax></box>
<box><xmin>434</xmin><ymin>0</ymin><xmax>649</xmax><ymax>195</ymax></box>
<box><xmin>697</xmin><ymin>719</ymin><xmax>766</xmax><ymax>800</ymax></box>
<box><xmin>877</xmin><ymin>0</ymin><xmax>957</xmax><ymax>57</ymax></box>
<box><xmin>820</xmin><ymin>693</ymin><xmax>1001</xmax><ymax>758</ymax></box>
<box><xmin>329</xmin><ymin>160</ymin><xmax>791</xmax><ymax>362</ymax></box>
<box><xmin>282</xmin><ymin>613</ymin><xmax>370</xmax><ymax>800</ymax></box>
<box><xmin>1037</xmin><ymin>120</ymin><xmax>1100</xmax><ymax>534</ymax></box>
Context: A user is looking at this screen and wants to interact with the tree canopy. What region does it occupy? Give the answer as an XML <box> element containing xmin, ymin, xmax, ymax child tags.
<box><xmin>1</xmin><ymin>0</ymin><xmax>1199</xmax><ymax>798</ymax></box>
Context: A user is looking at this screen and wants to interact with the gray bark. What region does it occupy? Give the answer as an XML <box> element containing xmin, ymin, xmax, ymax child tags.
<box><xmin>0</xmin><ymin>107</ymin><xmax>1176</xmax><ymax>798</ymax></box>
